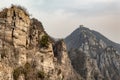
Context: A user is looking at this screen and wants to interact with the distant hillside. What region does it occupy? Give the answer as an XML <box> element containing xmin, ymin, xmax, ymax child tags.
<box><xmin>65</xmin><ymin>25</ymin><xmax>120</xmax><ymax>80</ymax></box>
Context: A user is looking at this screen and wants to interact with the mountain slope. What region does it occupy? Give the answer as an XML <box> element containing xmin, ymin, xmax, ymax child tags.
<box><xmin>92</xmin><ymin>30</ymin><xmax>120</xmax><ymax>53</ymax></box>
<box><xmin>65</xmin><ymin>25</ymin><xmax>120</xmax><ymax>80</ymax></box>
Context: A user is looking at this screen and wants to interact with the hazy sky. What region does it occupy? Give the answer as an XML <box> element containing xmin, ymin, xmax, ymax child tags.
<box><xmin>0</xmin><ymin>0</ymin><xmax>120</xmax><ymax>43</ymax></box>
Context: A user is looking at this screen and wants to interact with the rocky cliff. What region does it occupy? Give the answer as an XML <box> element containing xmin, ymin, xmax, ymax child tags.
<box><xmin>65</xmin><ymin>26</ymin><xmax>120</xmax><ymax>80</ymax></box>
<box><xmin>0</xmin><ymin>5</ymin><xmax>80</xmax><ymax>80</ymax></box>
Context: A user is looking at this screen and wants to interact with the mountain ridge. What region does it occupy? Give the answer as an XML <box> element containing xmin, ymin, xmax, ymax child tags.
<box><xmin>65</xmin><ymin>25</ymin><xmax>120</xmax><ymax>52</ymax></box>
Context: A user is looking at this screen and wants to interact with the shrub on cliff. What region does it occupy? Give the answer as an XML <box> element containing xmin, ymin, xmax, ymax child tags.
<box><xmin>39</xmin><ymin>35</ymin><xmax>49</xmax><ymax>48</ymax></box>
<box><xmin>37</xmin><ymin>71</ymin><xmax>46</xmax><ymax>79</ymax></box>
<box><xmin>13</xmin><ymin>67</ymin><xmax>24</xmax><ymax>80</ymax></box>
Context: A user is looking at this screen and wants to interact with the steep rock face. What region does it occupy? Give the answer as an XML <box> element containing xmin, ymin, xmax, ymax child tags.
<box><xmin>65</xmin><ymin>26</ymin><xmax>120</xmax><ymax>80</ymax></box>
<box><xmin>0</xmin><ymin>5</ymin><xmax>79</xmax><ymax>80</ymax></box>
<box><xmin>53</xmin><ymin>40</ymin><xmax>82</xmax><ymax>80</ymax></box>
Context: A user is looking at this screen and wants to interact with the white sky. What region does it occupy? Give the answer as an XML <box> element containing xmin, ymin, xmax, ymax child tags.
<box><xmin>0</xmin><ymin>0</ymin><xmax>120</xmax><ymax>43</ymax></box>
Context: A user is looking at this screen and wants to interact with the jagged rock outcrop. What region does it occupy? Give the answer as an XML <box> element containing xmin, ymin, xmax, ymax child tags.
<box><xmin>0</xmin><ymin>5</ymin><xmax>80</xmax><ymax>80</ymax></box>
<box><xmin>65</xmin><ymin>26</ymin><xmax>120</xmax><ymax>80</ymax></box>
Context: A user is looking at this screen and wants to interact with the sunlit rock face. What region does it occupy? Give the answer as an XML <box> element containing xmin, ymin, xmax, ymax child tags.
<box><xmin>0</xmin><ymin>5</ymin><xmax>80</xmax><ymax>80</ymax></box>
<box><xmin>65</xmin><ymin>26</ymin><xmax>120</xmax><ymax>80</ymax></box>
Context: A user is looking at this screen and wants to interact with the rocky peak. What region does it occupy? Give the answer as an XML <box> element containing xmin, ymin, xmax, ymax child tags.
<box><xmin>65</xmin><ymin>26</ymin><xmax>120</xmax><ymax>52</ymax></box>
<box><xmin>65</xmin><ymin>26</ymin><xmax>97</xmax><ymax>51</ymax></box>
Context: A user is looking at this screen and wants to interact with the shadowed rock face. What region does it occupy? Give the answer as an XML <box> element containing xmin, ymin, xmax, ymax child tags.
<box><xmin>0</xmin><ymin>5</ymin><xmax>80</xmax><ymax>80</ymax></box>
<box><xmin>65</xmin><ymin>26</ymin><xmax>120</xmax><ymax>80</ymax></box>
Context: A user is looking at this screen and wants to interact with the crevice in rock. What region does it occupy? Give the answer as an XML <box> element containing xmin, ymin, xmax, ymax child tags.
<box><xmin>53</xmin><ymin>40</ymin><xmax>63</xmax><ymax>64</ymax></box>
